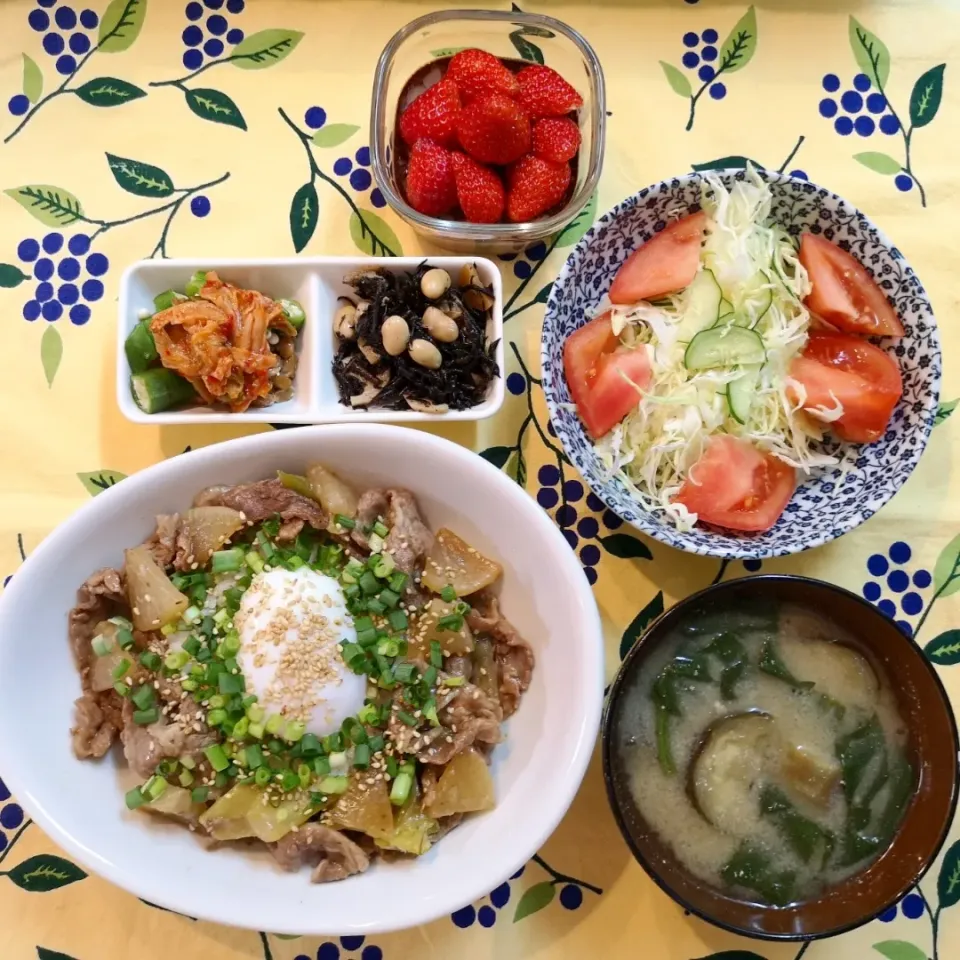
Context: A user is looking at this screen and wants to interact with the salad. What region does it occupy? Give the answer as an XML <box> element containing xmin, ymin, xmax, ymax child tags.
<box><xmin>69</xmin><ymin>467</ymin><xmax>532</xmax><ymax>882</ymax></box>
<box><xmin>562</xmin><ymin>168</ymin><xmax>904</xmax><ymax>533</ymax></box>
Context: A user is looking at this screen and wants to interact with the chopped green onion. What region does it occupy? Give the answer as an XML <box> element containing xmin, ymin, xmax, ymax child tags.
<box><xmin>179</xmin><ymin>754</ymin><xmax>197</xmax><ymax>770</ymax></box>
<box><xmin>212</xmin><ymin>608</ymin><xmax>230</xmax><ymax>628</ymax></box>
<box><xmin>396</xmin><ymin>709</ymin><xmax>417</xmax><ymax>727</ymax></box>
<box><xmin>297</xmin><ymin>762</ymin><xmax>313</xmax><ymax>787</ymax></box>
<box><xmin>246</xmin><ymin>703</ymin><xmax>265</xmax><ymax>724</ymax></box>
<box><xmin>379</xmin><ymin>588</ymin><xmax>400</xmax><ymax>609</ymax></box>
<box><xmin>323</xmin><ymin>733</ymin><xmax>344</xmax><ymax>753</ymax></box>
<box><xmin>211</xmin><ymin>548</ymin><xmax>244</xmax><ymax>574</ymax></box>
<box><xmin>390</xmin><ymin>769</ymin><xmax>413</xmax><ymax>806</ymax></box>
<box><xmin>254</xmin><ymin>766</ymin><xmax>271</xmax><ymax>787</ymax></box>
<box><xmin>377</xmin><ymin>668</ymin><xmax>396</xmax><ymax>689</ymax></box>
<box><xmin>389</xmin><ymin>572</ymin><xmax>409</xmax><ymax>594</ymax></box>
<box><xmin>284</xmin><ymin>720</ymin><xmax>305</xmax><ymax>742</ymax></box>
<box><xmin>354</xmin><ymin>615</ymin><xmax>374</xmax><ymax>633</ymax></box>
<box><xmin>191</xmin><ymin>786</ymin><xmax>210</xmax><ymax>804</ymax></box>
<box><xmin>144</xmin><ymin>775</ymin><xmax>168</xmax><ymax>800</ymax></box>
<box><xmin>255</xmin><ymin>530</ymin><xmax>277</xmax><ymax>562</ymax></box>
<box><xmin>279</xmin><ymin>769</ymin><xmax>301</xmax><ymax>792</ymax></box>
<box><xmin>112</xmin><ymin>657</ymin><xmax>132</xmax><ymax>680</ymax></box>
<box><xmin>156</xmin><ymin>758</ymin><xmax>179</xmax><ymax>777</ymax></box>
<box><xmin>313</xmin><ymin>756</ymin><xmax>331</xmax><ymax>777</ymax></box>
<box><xmin>243</xmin><ymin>744</ymin><xmax>263</xmax><ymax>769</ymax></box>
<box><xmin>394</xmin><ymin>663</ymin><xmax>416</xmax><ymax>684</ymax></box>
<box><xmin>388</xmin><ymin>609</ymin><xmax>408</xmax><ymax>632</ymax></box>
<box><xmin>218</xmin><ymin>673</ymin><xmax>244</xmax><ymax>695</ymax></box>
<box><xmin>204</xmin><ymin>744</ymin><xmax>230</xmax><ymax>772</ymax></box>
<box><xmin>423</xmin><ymin>697</ymin><xmax>440</xmax><ymax>727</ymax></box>
<box><xmin>368</xmin><ymin>533</ymin><xmax>385</xmax><ymax>554</ymax></box>
<box><xmin>359</xmin><ymin>571</ymin><xmax>380</xmax><ymax>596</ymax></box>
<box><xmin>353</xmin><ymin>744</ymin><xmax>371</xmax><ymax>768</ymax></box>
<box><xmin>248</xmin><ymin>721</ymin><xmax>265</xmax><ymax>740</ymax></box>
<box><xmin>356</xmin><ymin>627</ymin><xmax>378</xmax><ymax>648</ymax></box>
<box><xmin>265</xmin><ymin>713</ymin><xmax>284</xmax><ymax>736</ymax></box>
<box><xmin>160</xmin><ymin>623</ymin><xmax>178</xmax><ymax>637</ymax></box>
<box><xmin>373</xmin><ymin>554</ymin><xmax>395</xmax><ymax>579</ymax></box>
<box><xmin>430</xmin><ymin>641</ymin><xmax>443</xmax><ymax>669</ymax></box>
<box><xmin>286</xmin><ymin>555</ymin><xmax>305</xmax><ymax>571</ymax></box>
<box><xmin>132</xmin><ymin>685</ymin><xmax>156</xmax><ymax>711</ymax></box>
<box><xmin>207</xmin><ymin>708</ymin><xmax>227</xmax><ymax>726</ymax></box>
<box><xmin>178</xmin><ymin>768</ymin><xmax>194</xmax><ymax>788</ymax></box>
<box><xmin>368</xmin><ymin>734</ymin><xmax>385</xmax><ymax>753</ymax></box>
<box><xmin>182</xmin><ymin>605</ymin><xmax>201</xmax><ymax>625</ymax></box>
<box><xmin>455</xmin><ymin>601</ymin><xmax>471</xmax><ymax>616</ymax></box>
<box><xmin>214</xmin><ymin>770</ymin><xmax>230</xmax><ymax>789</ymax></box>
<box><xmin>245</xmin><ymin>550</ymin><xmax>265</xmax><ymax>574</ymax></box>
<box><xmin>113</xmin><ymin>681</ymin><xmax>131</xmax><ymax>698</ymax></box>
<box><xmin>138</xmin><ymin>651</ymin><xmax>162</xmax><ymax>671</ymax></box>
<box><xmin>299</xmin><ymin>733</ymin><xmax>322</xmax><ymax>757</ymax></box>
<box><xmin>207</xmin><ymin>693</ymin><xmax>225</xmax><ymax>709</ymax></box>
<box><xmin>442</xmin><ymin>675</ymin><xmax>466</xmax><ymax>687</ymax></box>
<box><xmin>385</xmin><ymin>756</ymin><xmax>399</xmax><ymax>779</ymax></box>
<box><xmin>343</xmin><ymin>718</ymin><xmax>367</xmax><ymax>744</ymax></box>
<box><xmin>437</xmin><ymin>613</ymin><xmax>464</xmax><ymax>632</ymax></box>
<box><xmin>365</xmin><ymin>597</ymin><xmax>386</xmax><ymax>615</ymax></box>
<box><xmin>91</xmin><ymin>634</ymin><xmax>113</xmax><ymax>657</ymax></box>
<box><xmin>222</xmin><ymin>633</ymin><xmax>241</xmax><ymax>656</ymax></box>
<box><xmin>117</xmin><ymin>628</ymin><xmax>135</xmax><ymax>651</ymax></box>
<box><xmin>317</xmin><ymin>776</ymin><xmax>349</xmax><ymax>795</ymax></box>
<box><xmin>441</xmin><ymin>585</ymin><xmax>457</xmax><ymax>603</ymax></box>
<box><xmin>134</xmin><ymin>707</ymin><xmax>159</xmax><ymax>725</ymax></box>
<box><xmin>372</xmin><ymin>520</ymin><xmax>390</xmax><ymax>538</ymax></box>
<box><xmin>335</xmin><ymin>514</ymin><xmax>356</xmax><ymax>530</ymax></box>
<box><xmin>109</xmin><ymin>615</ymin><xmax>134</xmax><ymax>630</ymax></box>
<box><xmin>376</xmin><ymin>638</ymin><xmax>400</xmax><ymax>658</ymax></box>
<box><xmin>357</xmin><ymin>704</ymin><xmax>379</xmax><ymax>726</ymax></box>
<box><xmin>422</xmin><ymin>665</ymin><xmax>438</xmax><ymax>687</ymax></box>
<box><xmin>232</xmin><ymin>716</ymin><xmax>249</xmax><ymax>740</ymax></box>
<box><xmin>341</xmin><ymin>642</ymin><xmax>366</xmax><ymax>673</ymax></box>
<box><xmin>125</xmin><ymin>786</ymin><xmax>147</xmax><ymax>810</ymax></box>
<box><xmin>346</xmin><ymin>557</ymin><xmax>365</xmax><ymax>575</ymax></box>
<box><xmin>165</xmin><ymin>650</ymin><xmax>189</xmax><ymax>671</ymax></box>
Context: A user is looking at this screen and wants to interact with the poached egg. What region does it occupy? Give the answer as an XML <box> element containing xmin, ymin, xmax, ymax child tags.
<box><xmin>234</xmin><ymin>567</ymin><xmax>365</xmax><ymax>737</ymax></box>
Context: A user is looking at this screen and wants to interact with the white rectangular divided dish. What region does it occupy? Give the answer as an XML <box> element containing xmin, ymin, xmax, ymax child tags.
<box><xmin>117</xmin><ymin>257</ymin><xmax>505</xmax><ymax>424</ymax></box>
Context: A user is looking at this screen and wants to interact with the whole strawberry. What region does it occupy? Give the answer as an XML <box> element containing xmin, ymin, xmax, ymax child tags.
<box><xmin>446</xmin><ymin>48</ymin><xmax>520</xmax><ymax>103</ymax></box>
<box><xmin>451</xmin><ymin>153</ymin><xmax>505</xmax><ymax>223</ymax></box>
<box><xmin>516</xmin><ymin>65</ymin><xmax>583</xmax><ymax>119</ymax></box>
<box><xmin>456</xmin><ymin>93</ymin><xmax>531</xmax><ymax>166</ymax></box>
<box><xmin>531</xmin><ymin>117</ymin><xmax>581</xmax><ymax>163</ymax></box>
<box><xmin>506</xmin><ymin>154</ymin><xmax>572</xmax><ymax>223</ymax></box>
<box><xmin>399</xmin><ymin>78</ymin><xmax>461</xmax><ymax>147</ymax></box>
<box><xmin>405</xmin><ymin>139</ymin><xmax>457</xmax><ymax>217</ymax></box>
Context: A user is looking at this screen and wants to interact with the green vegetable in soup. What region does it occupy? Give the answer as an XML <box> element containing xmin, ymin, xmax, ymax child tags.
<box><xmin>760</xmin><ymin>785</ymin><xmax>834</xmax><ymax>864</ymax></box>
<box><xmin>655</xmin><ymin>704</ymin><xmax>675</xmax><ymax>776</ymax></box>
<box><xmin>758</xmin><ymin>640</ymin><xmax>815</xmax><ymax>690</ymax></box>
<box><xmin>818</xmin><ymin>694</ymin><xmax>847</xmax><ymax>721</ymax></box>
<box><xmin>704</xmin><ymin>633</ymin><xmax>749</xmax><ymax>700</ymax></box>
<box><xmin>836</xmin><ymin>716</ymin><xmax>886</xmax><ymax>804</ymax></box>
<box><xmin>720</xmin><ymin>843</ymin><xmax>797</xmax><ymax>906</ymax></box>
<box><xmin>671</xmin><ymin>648</ymin><xmax>714</xmax><ymax>682</ymax></box>
<box><xmin>876</xmin><ymin>754</ymin><xmax>913</xmax><ymax>844</ymax></box>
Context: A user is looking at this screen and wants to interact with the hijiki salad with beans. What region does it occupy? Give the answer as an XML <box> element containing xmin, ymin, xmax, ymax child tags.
<box><xmin>69</xmin><ymin>466</ymin><xmax>532</xmax><ymax>882</ymax></box>
<box><xmin>333</xmin><ymin>263</ymin><xmax>499</xmax><ymax>413</ymax></box>
<box><xmin>124</xmin><ymin>271</ymin><xmax>306</xmax><ymax>414</ymax></box>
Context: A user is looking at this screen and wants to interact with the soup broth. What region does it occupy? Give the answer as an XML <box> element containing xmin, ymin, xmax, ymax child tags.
<box><xmin>617</xmin><ymin>600</ymin><xmax>912</xmax><ymax>907</ymax></box>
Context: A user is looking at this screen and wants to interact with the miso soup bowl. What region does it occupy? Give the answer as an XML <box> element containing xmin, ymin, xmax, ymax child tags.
<box><xmin>602</xmin><ymin>575</ymin><xmax>959</xmax><ymax>941</ymax></box>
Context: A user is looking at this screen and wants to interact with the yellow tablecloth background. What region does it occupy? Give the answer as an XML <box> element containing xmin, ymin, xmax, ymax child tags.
<box><xmin>1</xmin><ymin>1</ymin><xmax>959</xmax><ymax>958</ymax></box>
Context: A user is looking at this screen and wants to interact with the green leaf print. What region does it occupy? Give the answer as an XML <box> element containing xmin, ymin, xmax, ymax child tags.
<box><xmin>41</xmin><ymin>326</ymin><xmax>62</xmax><ymax>387</ymax></box>
<box><xmin>692</xmin><ymin>156</ymin><xmax>762</xmax><ymax>172</ymax></box>
<box><xmin>77</xmin><ymin>471</ymin><xmax>127</xmax><ymax>496</ymax></box>
<box><xmin>0</xmin><ymin>264</ymin><xmax>30</xmax><ymax>288</ymax></box>
<box><xmin>510</xmin><ymin>31</ymin><xmax>544</xmax><ymax>65</ymax></box>
<box><xmin>555</xmin><ymin>192</ymin><xmax>597</xmax><ymax>248</ymax></box>
<box><xmin>692</xmin><ymin>953</ymin><xmax>769</xmax><ymax>960</ymax></box>
<box><xmin>22</xmin><ymin>54</ymin><xmax>42</xmax><ymax>104</ymax></box>
<box><xmin>349</xmin><ymin>210</ymin><xmax>400</xmax><ymax>257</ymax></box>
<box><xmin>939</xmin><ymin>839</ymin><xmax>960</xmax><ymax>908</ymax></box>
<box><xmin>909</xmin><ymin>64</ymin><xmax>946</xmax><ymax>128</ymax></box>
<box><xmin>924</xmin><ymin>630</ymin><xmax>960</xmax><ymax>665</ymax></box>
<box><xmin>935</xmin><ymin>398</ymin><xmax>958</xmax><ymax>425</ymax></box>
<box><xmin>5</xmin><ymin>184</ymin><xmax>84</xmax><ymax>227</ymax></box>
<box><xmin>853</xmin><ymin>152</ymin><xmax>902</xmax><ymax>175</ymax></box>
<box><xmin>184</xmin><ymin>88</ymin><xmax>247</xmax><ymax>130</ymax></box>
<box><xmin>872</xmin><ymin>943</ymin><xmax>927</xmax><ymax>960</ymax></box>
<box><xmin>513</xmin><ymin>880</ymin><xmax>555</xmax><ymax>921</ymax></box>
<box><xmin>5</xmin><ymin>855</ymin><xmax>87</xmax><ymax>891</ymax></box>
<box><xmin>660</xmin><ymin>61</ymin><xmax>692</xmax><ymax>98</ymax></box>
<box><xmin>620</xmin><ymin>591</ymin><xmax>665</xmax><ymax>659</ymax></box>
<box><xmin>37</xmin><ymin>950</ymin><xmax>81</xmax><ymax>960</ymax></box>
<box><xmin>430</xmin><ymin>48</ymin><xmax>468</xmax><ymax>58</ymax></box>
<box><xmin>74</xmin><ymin>77</ymin><xmax>146</xmax><ymax>107</ymax></box>
<box><xmin>933</xmin><ymin>534</ymin><xmax>960</xmax><ymax>599</ymax></box>
<box><xmin>106</xmin><ymin>153</ymin><xmax>175</xmax><ymax>197</ymax></box>
<box><xmin>312</xmin><ymin>124</ymin><xmax>360</xmax><ymax>148</ymax></box>
<box><xmin>849</xmin><ymin>17</ymin><xmax>891</xmax><ymax>89</ymax></box>
<box><xmin>719</xmin><ymin>7</ymin><xmax>758</xmax><ymax>74</ymax></box>
<box><xmin>600</xmin><ymin>534</ymin><xmax>653</xmax><ymax>560</ymax></box>
<box><xmin>98</xmin><ymin>0</ymin><xmax>147</xmax><ymax>54</ymax></box>
<box><xmin>230</xmin><ymin>29</ymin><xmax>304</xmax><ymax>70</ymax></box>
<box><xmin>289</xmin><ymin>182</ymin><xmax>319</xmax><ymax>254</ymax></box>
<box><xmin>479</xmin><ymin>446</ymin><xmax>512</xmax><ymax>469</ymax></box>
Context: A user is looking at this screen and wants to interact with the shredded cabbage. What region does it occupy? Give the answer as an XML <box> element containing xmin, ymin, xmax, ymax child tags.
<box><xmin>596</xmin><ymin>166</ymin><xmax>840</xmax><ymax>530</ymax></box>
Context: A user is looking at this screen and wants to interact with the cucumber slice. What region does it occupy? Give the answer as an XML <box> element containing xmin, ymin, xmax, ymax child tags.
<box><xmin>684</xmin><ymin>326</ymin><xmax>766</xmax><ymax>371</ymax></box>
<box><xmin>124</xmin><ymin>319</ymin><xmax>158</xmax><ymax>374</ymax></box>
<box><xmin>131</xmin><ymin>369</ymin><xmax>197</xmax><ymax>414</ymax></box>
<box><xmin>279</xmin><ymin>298</ymin><xmax>306</xmax><ymax>330</ymax></box>
<box><xmin>718</xmin><ymin>296</ymin><xmax>734</xmax><ymax>321</ymax></box>
<box><xmin>726</xmin><ymin>365</ymin><xmax>761</xmax><ymax>424</ymax></box>
<box><xmin>677</xmin><ymin>269</ymin><xmax>722</xmax><ymax>341</ymax></box>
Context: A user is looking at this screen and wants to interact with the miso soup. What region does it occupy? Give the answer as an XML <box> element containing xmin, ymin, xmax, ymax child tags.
<box><xmin>616</xmin><ymin>600</ymin><xmax>912</xmax><ymax>907</ymax></box>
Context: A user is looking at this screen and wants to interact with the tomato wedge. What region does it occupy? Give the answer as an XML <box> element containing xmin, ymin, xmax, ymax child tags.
<box><xmin>799</xmin><ymin>234</ymin><xmax>904</xmax><ymax>338</ymax></box>
<box><xmin>609</xmin><ymin>211</ymin><xmax>707</xmax><ymax>305</ymax></box>
<box><xmin>673</xmin><ymin>435</ymin><xmax>796</xmax><ymax>533</ymax></box>
<box><xmin>788</xmin><ymin>332</ymin><xmax>902</xmax><ymax>443</ymax></box>
<box><xmin>562</xmin><ymin>312</ymin><xmax>652</xmax><ymax>439</ymax></box>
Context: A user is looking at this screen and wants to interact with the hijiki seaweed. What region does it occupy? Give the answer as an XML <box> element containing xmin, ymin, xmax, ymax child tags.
<box><xmin>332</xmin><ymin>263</ymin><xmax>499</xmax><ymax>412</ymax></box>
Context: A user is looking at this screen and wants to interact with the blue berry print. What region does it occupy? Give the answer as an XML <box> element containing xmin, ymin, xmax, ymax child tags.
<box><xmin>79</xmin><ymin>8</ymin><xmax>99</xmax><ymax>28</ymax></box>
<box><xmin>895</xmin><ymin>174</ymin><xmax>913</xmax><ymax>192</ymax></box>
<box><xmin>452</xmin><ymin>905</ymin><xmax>476</xmax><ymax>928</ymax></box>
<box><xmin>18</xmin><ymin>238</ymin><xmax>40</xmax><ymax>261</ymax></box>
<box><xmin>23</xmin><ymin>301</ymin><xmax>41</xmax><ymax>321</ymax></box>
<box><xmin>59</xmin><ymin>283</ymin><xmax>79</xmax><ymax>305</ymax></box>
<box><xmin>537</xmin><ymin>487</ymin><xmax>559</xmax><ymax>509</ymax></box>
<box><xmin>227</xmin><ymin>0</ymin><xmax>245</xmax><ymax>11</ymax></box>
<box><xmin>835</xmin><ymin>116</ymin><xmax>854</xmax><ymax>135</ymax></box>
<box><xmin>506</xmin><ymin>372</ymin><xmax>525</xmax><ymax>395</ymax></box>
<box><xmin>862</xmin><ymin>543</ymin><xmax>931</xmax><ymax>636</ymax></box>
<box><xmin>207</xmin><ymin>14</ymin><xmax>228</xmax><ymax>35</ymax></box>
<box><xmin>478</xmin><ymin>905</ymin><xmax>496</xmax><ymax>927</ymax></box>
<box><xmin>514</xmin><ymin>261</ymin><xmax>532</xmax><ymax>280</ymax></box>
<box><xmin>0</xmin><ymin>803</ymin><xmax>24</xmax><ymax>829</ymax></box>
<box><xmin>866</xmin><ymin>92</ymin><xmax>886</xmax><ymax>113</ymax></box>
<box><xmin>702</xmin><ymin>46</ymin><xmax>717</xmax><ymax>62</ymax></box>
<box><xmin>853</xmin><ymin>73</ymin><xmax>871</xmax><ymax>92</ymax></box>
<box><xmin>333</xmin><ymin>157</ymin><xmax>352</xmax><ymax>176</ymax></box>
<box><xmin>682</xmin><ymin>51</ymin><xmax>700</xmax><ymax>69</ymax></box>
<box><xmin>86</xmin><ymin>252</ymin><xmax>109</xmax><ymax>276</ymax></box>
<box><xmin>42</xmin><ymin>300</ymin><xmax>63</xmax><ymax>322</ymax></box>
<box><xmin>226</xmin><ymin>27</ymin><xmax>244</xmax><ymax>44</ymax></box>
<box><xmin>880</xmin><ymin>114</ymin><xmax>900</xmax><ymax>135</ymax></box>
<box><xmin>682</xmin><ymin>31</ymin><xmax>698</xmax><ymax>47</ymax></box>
<box><xmin>901</xmin><ymin>893</ymin><xmax>924</xmax><ymax>919</ymax></box>
<box><xmin>186</xmin><ymin>1</ymin><xmax>203</xmax><ymax>20</ymax></box>
<box><xmin>305</xmin><ymin>106</ymin><xmax>327</xmax><ymax>129</ymax></box>
<box><xmin>887</xmin><ymin>570</ymin><xmax>909</xmax><ymax>593</ymax></box>
<box><xmin>819</xmin><ymin>98</ymin><xmax>838</xmax><ymax>118</ymax></box>
<box><xmin>0</xmin><ymin>778</ymin><xmax>9</xmax><ymax>802</ymax></box>
<box><xmin>355</xmin><ymin>146</ymin><xmax>371</xmax><ymax>166</ymax></box>
<box><xmin>43</xmin><ymin>33</ymin><xmax>65</xmax><ymax>55</ymax></box>
<box><xmin>28</xmin><ymin>9</ymin><xmax>50</xmax><ymax>31</ymax></box>
<box><xmin>913</xmin><ymin>570</ymin><xmax>932</xmax><ymax>588</ymax></box>
<box><xmin>841</xmin><ymin>90</ymin><xmax>863</xmax><ymax>113</ymax></box>
<box><xmin>854</xmin><ymin>115</ymin><xmax>875</xmax><ymax>137</ymax></box>
<box><xmin>56</xmin><ymin>55</ymin><xmax>77</xmax><ymax>75</ymax></box>
<box><xmin>191</xmin><ymin>195</ymin><xmax>211</xmax><ymax>217</ymax></box>
<box><xmin>889</xmin><ymin>542</ymin><xmax>911</xmax><ymax>564</ymax></box>
<box><xmin>560</xmin><ymin>884</ymin><xmax>583</xmax><ymax>909</ymax></box>
<box><xmin>55</xmin><ymin>6</ymin><xmax>78</xmax><ymax>29</ymax></box>
<box><xmin>69</xmin><ymin>32</ymin><xmax>91</xmax><ymax>54</ymax></box>
<box><xmin>349</xmin><ymin>169</ymin><xmax>372</xmax><ymax>191</ymax></box>
<box><xmin>709</xmin><ymin>83</ymin><xmax>726</xmax><ymax>100</ymax></box>
<box><xmin>8</xmin><ymin>95</ymin><xmax>30</xmax><ymax>117</ymax></box>
<box><xmin>82</xmin><ymin>278</ymin><xmax>104</xmax><ymax>301</ymax></box>
<box><xmin>490</xmin><ymin>882</ymin><xmax>511</xmax><ymax>908</ymax></box>
<box><xmin>70</xmin><ymin>304</ymin><xmax>91</xmax><ymax>325</ymax></box>
<box><xmin>822</xmin><ymin>74</ymin><xmax>841</xmax><ymax>92</ymax></box>
<box><xmin>698</xmin><ymin>65</ymin><xmax>715</xmax><ymax>83</ymax></box>
<box><xmin>68</xmin><ymin>233</ymin><xmax>90</xmax><ymax>255</ymax></box>
<box><xmin>538</xmin><ymin>465</ymin><xmax>560</xmax><ymax>485</ymax></box>
<box><xmin>183</xmin><ymin>25</ymin><xmax>203</xmax><ymax>46</ymax></box>
<box><xmin>42</xmin><ymin>232</ymin><xmax>63</xmax><ymax>254</ymax></box>
<box><xmin>877</xmin><ymin>904</ymin><xmax>898</xmax><ymax>922</ymax></box>
<box><xmin>34</xmin><ymin>258</ymin><xmax>54</xmax><ymax>281</ymax></box>
<box><xmin>743</xmin><ymin>558</ymin><xmax>763</xmax><ymax>572</ymax></box>
<box><xmin>204</xmin><ymin>38</ymin><xmax>224</xmax><ymax>57</ymax></box>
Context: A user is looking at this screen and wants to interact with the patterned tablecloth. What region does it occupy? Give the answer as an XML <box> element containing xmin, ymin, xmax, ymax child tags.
<box><xmin>1</xmin><ymin>1</ymin><xmax>958</xmax><ymax>958</ymax></box>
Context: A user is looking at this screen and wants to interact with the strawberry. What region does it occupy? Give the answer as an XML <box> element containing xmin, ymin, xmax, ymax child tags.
<box><xmin>506</xmin><ymin>155</ymin><xmax>572</xmax><ymax>223</ymax></box>
<box><xmin>446</xmin><ymin>48</ymin><xmax>520</xmax><ymax>103</ymax></box>
<box><xmin>456</xmin><ymin>93</ymin><xmax>531</xmax><ymax>166</ymax></box>
<box><xmin>405</xmin><ymin>139</ymin><xmax>457</xmax><ymax>217</ymax></box>
<box><xmin>531</xmin><ymin>116</ymin><xmax>581</xmax><ymax>163</ymax></box>
<box><xmin>399</xmin><ymin>78</ymin><xmax>461</xmax><ymax>147</ymax></box>
<box><xmin>516</xmin><ymin>65</ymin><xmax>583</xmax><ymax>119</ymax></box>
<box><xmin>451</xmin><ymin>153</ymin><xmax>505</xmax><ymax>223</ymax></box>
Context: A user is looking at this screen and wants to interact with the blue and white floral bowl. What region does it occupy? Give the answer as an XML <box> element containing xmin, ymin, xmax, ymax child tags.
<box><xmin>541</xmin><ymin>169</ymin><xmax>941</xmax><ymax>559</ymax></box>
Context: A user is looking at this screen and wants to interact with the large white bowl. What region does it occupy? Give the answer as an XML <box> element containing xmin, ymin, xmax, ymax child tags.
<box><xmin>0</xmin><ymin>425</ymin><xmax>603</xmax><ymax>934</ymax></box>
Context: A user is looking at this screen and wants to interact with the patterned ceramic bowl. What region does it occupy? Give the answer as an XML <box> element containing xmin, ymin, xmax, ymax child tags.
<box><xmin>541</xmin><ymin>169</ymin><xmax>941</xmax><ymax>559</ymax></box>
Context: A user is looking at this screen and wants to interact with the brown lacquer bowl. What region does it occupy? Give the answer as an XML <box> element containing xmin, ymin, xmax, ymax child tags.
<box><xmin>602</xmin><ymin>575</ymin><xmax>959</xmax><ymax>941</ymax></box>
